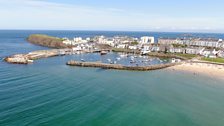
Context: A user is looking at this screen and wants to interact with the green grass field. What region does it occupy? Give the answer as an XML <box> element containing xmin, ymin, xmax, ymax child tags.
<box><xmin>173</xmin><ymin>53</ymin><xmax>198</xmax><ymax>59</ymax></box>
<box><xmin>201</xmin><ymin>57</ymin><xmax>224</xmax><ymax>63</ymax></box>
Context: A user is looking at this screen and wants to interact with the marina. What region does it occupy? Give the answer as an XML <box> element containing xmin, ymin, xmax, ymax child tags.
<box><xmin>71</xmin><ymin>52</ymin><xmax>175</xmax><ymax>66</ymax></box>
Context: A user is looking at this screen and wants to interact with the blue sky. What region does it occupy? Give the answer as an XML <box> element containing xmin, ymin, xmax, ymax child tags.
<box><xmin>0</xmin><ymin>0</ymin><xmax>224</xmax><ymax>32</ymax></box>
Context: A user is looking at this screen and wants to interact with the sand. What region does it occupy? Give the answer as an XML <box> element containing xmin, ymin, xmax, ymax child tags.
<box><xmin>167</xmin><ymin>62</ymin><xmax>224</xmax><ymax>79</ymax></box>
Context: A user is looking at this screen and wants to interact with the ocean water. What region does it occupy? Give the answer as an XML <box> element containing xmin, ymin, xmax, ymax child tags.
<box><xmin>0</xmin><ymin>30</ymin><xmax>224</xmax><ymax>126</ymax></box>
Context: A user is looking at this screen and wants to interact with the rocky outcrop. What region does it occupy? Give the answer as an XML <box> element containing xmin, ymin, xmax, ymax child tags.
<box><xmin>27</xmin><ymin>34</ymin><xmax>70</xmax><ymax>48</ymax></box>
<box><xmin>66</xmin><ymin>61</ymin><xmax>181</xmax><ymax>71</ymax></box>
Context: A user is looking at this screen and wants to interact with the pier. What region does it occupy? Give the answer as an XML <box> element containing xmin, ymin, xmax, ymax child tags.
<box><xmin>4</xmin><ymin>48</ymin><xmax>111</xmax><ymax>64</ymax></box>
<box><xmin>66</xmin><ymin>61</ymin><xmax>181</xmax><ymax>71</ymax></box>
<box><xmin>4</xmin><ymin>49</ymin><xmax>71</xmax><ymax>64</ymax></box>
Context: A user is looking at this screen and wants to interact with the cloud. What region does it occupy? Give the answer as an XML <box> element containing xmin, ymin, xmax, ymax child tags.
<box><xmin>0</xmin><ymin>0</ymin><xmax>224</xmax><ymax>32</ymax></box>
<box><xmin>0</xmin><ymin>0</ymin><xmax>130</xmax><ymax>29</ymax></box>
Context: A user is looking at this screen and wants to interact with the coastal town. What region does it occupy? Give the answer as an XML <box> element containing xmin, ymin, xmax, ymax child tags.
<box><xmin>4</xmin><ymin>34</ymin><xmax>224</xmax><ymax>72</ymax></box>
<box><xmin>62</xmin><ymin>35</ymin><xmax>224</xmax><ymax>59</ymax></box>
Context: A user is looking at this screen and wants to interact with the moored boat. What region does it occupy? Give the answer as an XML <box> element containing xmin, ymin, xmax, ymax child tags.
<box><xmin>100</xmin><ymin>51</ymin><xmax>107</xmax><ymax>55</ymax></box>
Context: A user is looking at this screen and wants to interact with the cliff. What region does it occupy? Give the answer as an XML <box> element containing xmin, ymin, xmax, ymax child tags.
<box><xmin>27</xmin><ymin>34</ymin><xmax>70</xmax><ymax>48</ymax></box>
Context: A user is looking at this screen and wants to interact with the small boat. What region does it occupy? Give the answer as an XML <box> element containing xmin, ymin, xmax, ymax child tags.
<box><xmin>142</xmin><ymin>60</ymin><xmax>149</xmax><ymax>62</ymax></box>
<box><xmin>171</xmin><ymin>58</ymin><xmax>176</xmax><ymax>63</ymax></box>
<box><xmin>110</xmin><ymin>61</ymin><xmax>117</xmax><ymax>64</ymax></box>
<box><xmin>100</xmin><ymin>51</ymin><xmax>107</xmax><ymax>55</ymax></box>
<box><xmin>27</xmin><ymin>60</ymin><xmax>34</xmax><ymax>63</ymax></box>
<box><xmin>81</xmin><ymin>59</ymin><xmax>85</xmax><ymax>62</ymax></box>
<box><xmin>130</xmin><ymin>56</ymin><xmax>134</xmax><ymax>59</ymax></box>
<box><xmin>130</xmin><ymin>60</ymin><xmax>136</xmax><ymax>64</ymax></box>
<box><xmin>107</xmin><ymin>59</ymin><xmax>111</xmax><ymax>62</ymax></box>
<box><xmin>130</xmin><ymin>61</ymin><xmax>136</xmax><ymax>64</ymax></box>
<box><xmin>116</xmin><ymin>57</ymin><xmax>121</xmax><ymax>61</ymax></box>
<box><xmin>120</xmin><ymin>54</ymin><xmax>128</xmax><ymax>58</ymax></box>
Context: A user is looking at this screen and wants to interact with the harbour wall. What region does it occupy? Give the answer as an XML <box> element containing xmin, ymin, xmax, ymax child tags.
<box><xmin>66</xmin><ymin>61</ymin><xmax>181</xmax><ymax>71</ymax></box>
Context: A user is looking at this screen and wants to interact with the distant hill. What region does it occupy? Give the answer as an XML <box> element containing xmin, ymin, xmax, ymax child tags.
<box><xmin>27</xmin><ymin>34</ymin><xmax>70</xmax><ymax>48</ymax></box>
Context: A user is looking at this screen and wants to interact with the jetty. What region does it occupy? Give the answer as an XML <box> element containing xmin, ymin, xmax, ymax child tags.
<box><xmin>66</xmin><ymin>61</ymin><xmax>181</xmax><ymax>71</ymax></box>
<box><xmin>4</xmin><ymin>48</ymin><xmax>112</xmax><ymax>64</ymax></box>
<box><xmin>4</xmin><ymin>49</ymin><xmax>72</xmax><ymax>64</ymax></box>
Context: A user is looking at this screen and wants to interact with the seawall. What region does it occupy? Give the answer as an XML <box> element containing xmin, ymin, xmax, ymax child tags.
<box><xmin>4</xmin><ymin>49</ymin><xmax>72</xmax><ymax>64</ymax></box>
<box><xmin>66</xmin><ymin>61</ymin><xmax>181</xmax><ymax>71</ymax></box>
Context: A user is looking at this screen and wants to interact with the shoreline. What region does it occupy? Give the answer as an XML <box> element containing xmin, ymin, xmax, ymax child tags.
<box><xmin>166</xmin><ymin>62</ymin><xmax>224</xmax><ymax>79</ymax></box>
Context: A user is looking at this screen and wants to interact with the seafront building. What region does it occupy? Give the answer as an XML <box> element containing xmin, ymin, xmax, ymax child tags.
<box><xmin>158</xmin><ymin>38</ymin><xmax>224</xmax><ymax>48</ymax></box>
<box><xmin>140</xmin><ymin>36</ymin><xmax>155</xmax><ymax>44</ymax></box>
<box><xmin>63</xmin><ymin>37</ymin><xmax>89</xmax><ymax>45</ymax></box>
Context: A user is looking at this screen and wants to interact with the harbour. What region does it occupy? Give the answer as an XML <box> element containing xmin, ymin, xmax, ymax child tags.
<box><xmin>2</xmin><ymin>0</ymin><xmax>224</xmax><ymax>125</ymax></box>
<box><xmin>1</xmin><ymin>30</ymin><xmax>224</xmax><ymax>126</ymax></box>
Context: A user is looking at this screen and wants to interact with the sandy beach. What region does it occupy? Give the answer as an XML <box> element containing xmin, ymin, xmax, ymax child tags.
<box><xmin>166</xmin><ymin>62</ymin><xmax>224</xmax><ymax>79</ymax></box>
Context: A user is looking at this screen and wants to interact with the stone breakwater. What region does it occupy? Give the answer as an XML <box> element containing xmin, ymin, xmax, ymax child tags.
<box><xmin>66</xmin><ymin>61</ymin><xmax>181</xmax><ymax>71</ymax></box>
<box><xmin>4</xmin><ymin>49</ymin><xmax>71</xmax><ymax>64</ymax></box>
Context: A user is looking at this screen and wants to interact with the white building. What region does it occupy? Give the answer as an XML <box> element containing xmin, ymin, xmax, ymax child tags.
<box><xmin>218</xmin><ymin>51</ymin><xmax>224</xmax><ymax>58</ymax></box>
<box><xmin>186</xmin><ymin>48</ymin><xmax>202</xmax><ymax>55</ymax></box>
<box><xmin>140</xmin><ymin>36</ymin><xmax>155</xmax><ymax>44</ymax></box>
<box><xmin>63</xmin><ymin>39</ymin><xmax>72</xmax><ymax>45</ymax></box>
<box><xmin>72</xmin><ymin>46</ymin><xmax>82</xmax><ymax>51</ymax></box>
<box><xmin>98</xmin><ymin>36</ymin><xmax>105</xmax><ymax>44</ymax></box>
<box><xmin>74</xmin><ymin>37</ymin><xmax>82</xmax><ymax>42</ymax></box>
<box><xmin>169</xmin><ymin>48</ymin><xmax>185</xmax><ymax>53</ymax></box>
<box><xmin>86</xmin><ymin>37</ymin><xmax>91</xmax><ymax>41</ymax></box>
<box><xmin>212</xmin><ymin>49</ymin><xmax>219</xmax><ymax>56</ymax></box>
<box><xmin>141</xmin><ymin>45</ymin><xmax>151</xmax><ymax>54</ymax></box>
<box><xmin>151</xmin><ymin>46</ymin><xmax>160</xmax><ymax>52</ymax></box>
<box><xmin>201</xmin><ymin>50</ymin><xmax>212</xmax><ymax>57</ymax></box>
<box><xmin>105</xmin><ymin>39</ymin><xmax>115</xmax><ymax>47</ymax></box>
<box><xmin>117</xmin><ymin>44</ymin><xmax>126</xmax><ymax>49</ymax></box>
<box><xmin>63</xmin><ymin>37</ymin><xmax>89</xmax><ymax>46</ymax></box>
<box><xmin>128</xmin><ymin>45</ymin><xmax>138</xmax><ymax>50</ymax></box>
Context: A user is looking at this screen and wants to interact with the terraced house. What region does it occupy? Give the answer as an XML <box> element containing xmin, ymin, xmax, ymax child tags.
<box><xmin>158</xmin><ymin>38</ymin><xmax>224</xmax><ymax>48</ymax></box>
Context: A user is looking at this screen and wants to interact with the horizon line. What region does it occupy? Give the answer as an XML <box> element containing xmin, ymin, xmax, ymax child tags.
<box><xmin>0</xmin><ymin>29</ymin><xmax>224</xmax><ymax>34</ymax></box>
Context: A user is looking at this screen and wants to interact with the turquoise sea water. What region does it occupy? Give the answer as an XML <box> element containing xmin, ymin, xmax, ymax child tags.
<box><xmin>1</xmin><ymin>30</ymin><xmax>224</xmax><ymax>126</ymax></box>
